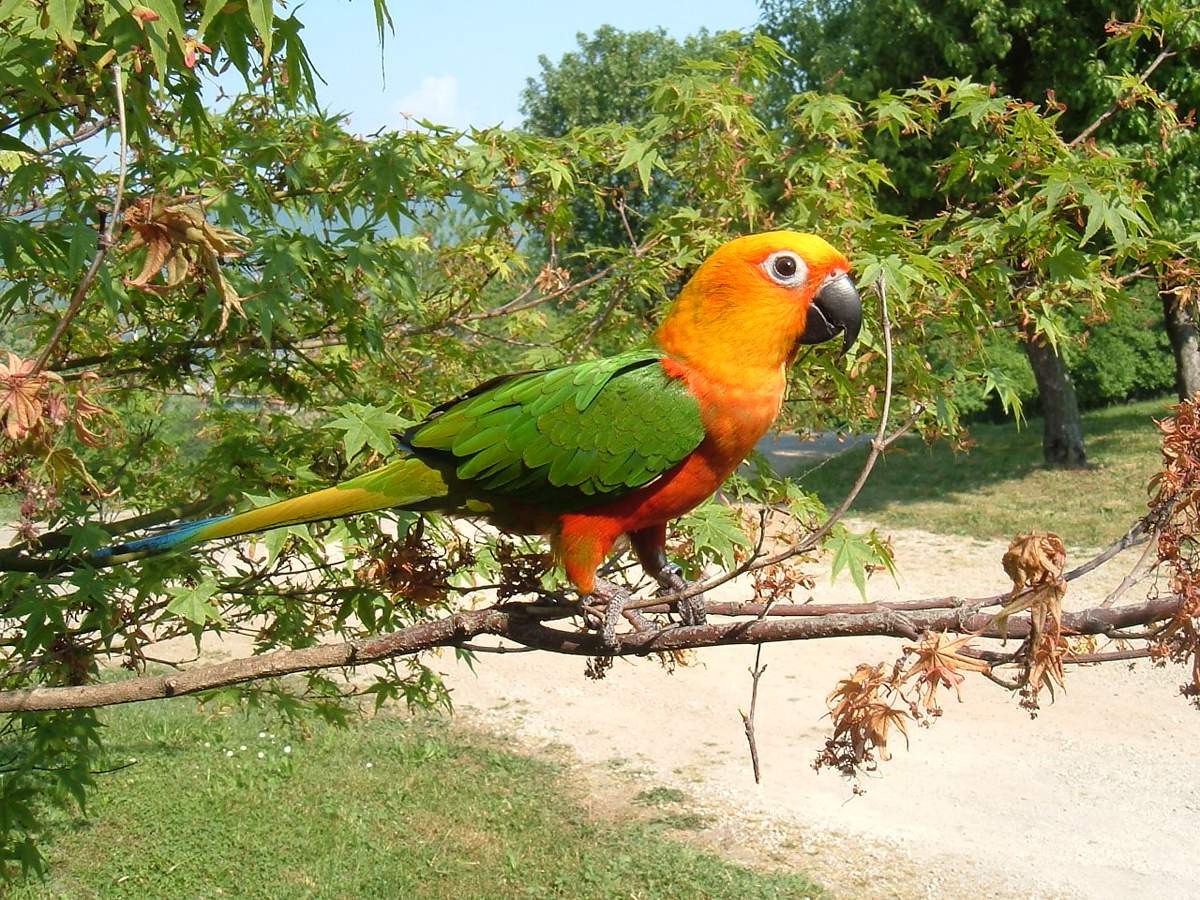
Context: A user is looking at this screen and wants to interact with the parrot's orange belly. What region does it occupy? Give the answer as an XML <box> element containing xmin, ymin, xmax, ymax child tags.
<box><xmin>554</xmin><ymin>366</ymin><xmax>785</xmax><ymax>592</ymax></box>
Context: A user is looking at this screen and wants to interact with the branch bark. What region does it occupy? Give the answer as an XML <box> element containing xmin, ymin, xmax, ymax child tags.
<box><xmin>0</xmin><ymin>595</ymin><xmax>1183</xmax><ymax>713</ymax></box>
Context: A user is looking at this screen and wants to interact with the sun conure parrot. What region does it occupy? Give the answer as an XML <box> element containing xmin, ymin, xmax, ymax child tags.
<box><xmin>61</xmin><ymin>231</ymin><xmax>862</xmax><ymax>637</ymax></box>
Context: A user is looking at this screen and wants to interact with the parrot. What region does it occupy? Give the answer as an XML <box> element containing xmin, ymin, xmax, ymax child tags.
<box><xmin>32</xmin><ymin>231</ymin><xmax>862</xmax><ymax>639</ymax></box>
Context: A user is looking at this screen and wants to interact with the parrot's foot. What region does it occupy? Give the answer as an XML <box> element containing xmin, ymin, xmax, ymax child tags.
<box><xmin>587</xmin><ymin>578</ymin><xmax>645</xmax><ymax>650</ymax></box>
<box><xmin>654</xmin><ymin>563</ymin><xmax>707</xmax><ymax>627</ymax></box>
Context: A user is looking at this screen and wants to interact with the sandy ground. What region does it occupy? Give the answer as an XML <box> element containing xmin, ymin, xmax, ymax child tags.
<box><xmin>432</xmin><ymin>522</ymin><xmax>1200</xmax><ymax>900</ymax></box>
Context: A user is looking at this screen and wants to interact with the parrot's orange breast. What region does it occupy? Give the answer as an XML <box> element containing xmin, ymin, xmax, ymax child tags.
<box><xmin>554</xmin><ymin>358</ymin><xmax>785</xmax><ymax>591</ymax></box>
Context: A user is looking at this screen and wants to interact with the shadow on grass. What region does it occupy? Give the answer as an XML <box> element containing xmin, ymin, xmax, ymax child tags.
<box><xmin>795</xmin><ymin>397</ymin><xmax>1170</xmax><ymax>545</ymax></box>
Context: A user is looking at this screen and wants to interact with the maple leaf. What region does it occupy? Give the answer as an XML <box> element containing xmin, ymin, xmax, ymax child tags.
<box><xmin>824</xmin><ymin>662</ymin><xmax>911</xmax><ymax>766</ymax></box>
<box><xmin>122</xmin><ymin>196</ymin><xmax>251</xmax><ymax>331</ymax></box>
<box><xmin>1001</xmin><ymin>531</ymin><xmax>1066</xmax><ymax>595</ymax></box>
<box><xmin>71</xmin><ymin>372</ymin><xmax>111</xmax><ymax>448</ymax></box>
<box><xmin>1022</xmin><ymin>630</ymin><xmax>1070</xmax><ymax>712</ymax></box>
<box><xmin>995</xmin><ymin>531</ymin><xmax>1066</xmax><ymax>641</ymax></box>
<box><xmin>0</xmin><ymin>352</ymin><xmax>62</xmax><ymax>441</ymax></box>
<box><xmin>534</xmin><ymin>263</ymin><xmax>569</xmax><ymax>293</ymax></box>
<box><xmin>903</xmin><ymin>631</ymin><xmax>991</xmax><ymax>712</ymax></box>
<box><xmin>182</xmin><ymin>37</ymin><xmax>211</xmax><ymax>70</ymax></box>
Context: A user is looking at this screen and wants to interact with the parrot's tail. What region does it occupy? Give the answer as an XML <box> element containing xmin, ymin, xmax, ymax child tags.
<box><xmin>94</xmin><ymin>456</ymin><xmax>450</xmax><ymax>566</ymax></box>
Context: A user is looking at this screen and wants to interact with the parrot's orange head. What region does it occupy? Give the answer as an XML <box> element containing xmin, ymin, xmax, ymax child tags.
<box><xmin>654</xmin><ymin>231</ymin><xmax>862</xmax><ymax>385</ymax></box>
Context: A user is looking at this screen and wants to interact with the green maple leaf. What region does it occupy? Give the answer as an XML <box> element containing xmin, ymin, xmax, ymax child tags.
<box><xmin>166</xmin><ymin>579</ymin><xmax>220</xmax><ymax>625</ymax></box>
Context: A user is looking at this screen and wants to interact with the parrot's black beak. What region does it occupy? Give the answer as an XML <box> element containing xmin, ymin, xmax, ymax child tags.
<box><xmin>799</xmin><ymin>273</ymin><xmax>862</xmax><ymax>355</ymax></box>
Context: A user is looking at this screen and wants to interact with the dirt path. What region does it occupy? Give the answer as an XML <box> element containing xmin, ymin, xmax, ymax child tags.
<box><xmin>434</xmin><ymin>522</ymin><xmax>1200</xmax><ymax>899</ymax></box>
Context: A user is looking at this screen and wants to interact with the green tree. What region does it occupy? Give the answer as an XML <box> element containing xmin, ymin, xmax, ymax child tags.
<box><xmin>761</xmin><ymin>0</ymin><xmax>1200</xmax><ymax>462</ymax></box>
<box><xmin>520</xmin><ymin>25</ymin><xmax>724</xmax><ymax>259</ymax></box>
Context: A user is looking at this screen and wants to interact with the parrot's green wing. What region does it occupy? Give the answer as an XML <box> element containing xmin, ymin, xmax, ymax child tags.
<box><xmin>403</xmin><ymin>349</ymin><xmax>704</xmax><ymax>506</ymax></box>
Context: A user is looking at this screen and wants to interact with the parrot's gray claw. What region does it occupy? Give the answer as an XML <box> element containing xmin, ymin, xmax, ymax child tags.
<box><xmin>653</xmin><ymin>563</ymin><xmax>707</xmax><ymax>627</ymax></box>
<box><xmin>602</xmin><ymin>593</ymin><xmax>624</xmax><ymax>650</ymax></box>
<box><xmin>590</xmin><ymin>578</ymin><xmax>634</xmax><ymax>650</ymax></box>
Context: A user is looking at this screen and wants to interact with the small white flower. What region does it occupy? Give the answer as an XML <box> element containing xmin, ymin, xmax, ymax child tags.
<box><xmin>283</xmin><ymin>745</ymin><xmax>292</xmax><ymax>754</ymax></box>
<box><xmin>203</xmin><ymin>742</ymin><xmax>210</xmax><ymax>748</ymax></box>
<box><xmin>258</xmin><ymin>732</ymin><xmax>267</xmax><ymax>739</ymax></box>
<box><xmin>257</xmin><ymin>751</ymin><xmax>265</xmax><ymax>759</ymax></box>
<box><xmin>365</xmin><ymin>762</ymin><xmax>373</xmax><ymax>769</ymax></box>
<box><xmin>239</xmin><ymin>745</ymin><xmax>247</xmax><ymax>751</ymax></box>
<box><xmin>225</xmin><ymin>750</ymin><xmax>234</xmax><ymax>758</ymax></box>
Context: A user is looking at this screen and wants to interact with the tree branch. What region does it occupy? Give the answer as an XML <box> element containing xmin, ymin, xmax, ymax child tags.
<box><xmin>739</xmin><ymin>644</ymin><xmax>766</xmax><ymax>784</ymax></box>
<box><xmin>1068</xmin><ymin>46</ymin><xmax>1175</xmax><ymax>148</ymax></box>
<box><xmin>0</xmin><ymin>595</ymin><xmax>1182</xmax><ymax>713</ymax></box>
<box><xmin>32</xmin><ymin>64</ymin><xmax>128</xmax><ymax>375</ymax></box>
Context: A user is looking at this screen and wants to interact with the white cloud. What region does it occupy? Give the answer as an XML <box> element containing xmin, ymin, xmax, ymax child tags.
<box><xmin>396</xmin><ymin>75</ymin><xmax>464</xmax><ymax>128</ymax></box>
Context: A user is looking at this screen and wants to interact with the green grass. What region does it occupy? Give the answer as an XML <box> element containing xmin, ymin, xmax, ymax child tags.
<box><xmin>13</xmin><ymin>700</ymin><xmax>823</xmax><ymax>899</ymax></box>
<box><xmin>0</xmin><ymin>493</ymin><xmax>17</xmax><ymax>525</ymax></box>
<box><xmin>632</xmin><ymin>787</ymin><xmax>689</xmax><ymax>807</ymax></box>
<box><xmin>797</xmin><ymin>397</ymin><xmax>1172</xmax><ymax>548</ymax></box>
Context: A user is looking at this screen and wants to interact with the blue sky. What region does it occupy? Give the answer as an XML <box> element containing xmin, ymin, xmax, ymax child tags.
<box><xmin>295</xmin><ymin>0</ymin><xmax>763</xmax><ymax>133</ymax></box>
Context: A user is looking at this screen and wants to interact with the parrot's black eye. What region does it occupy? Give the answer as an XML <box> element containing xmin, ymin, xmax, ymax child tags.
<box><xmin>762</xmin><ymin>250</ymin><xmax>807</xmax><ymax>287</ymax></box>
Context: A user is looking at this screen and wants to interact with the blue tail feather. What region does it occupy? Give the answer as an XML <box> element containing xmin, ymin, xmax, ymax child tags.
<box><xmin>93</xmin><ymin>514</ymin><xmax>233</xmax><ymax>561</ymax></box>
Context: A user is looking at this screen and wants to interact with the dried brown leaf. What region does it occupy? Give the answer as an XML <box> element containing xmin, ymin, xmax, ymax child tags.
<box><xmin>903</xmin><ymin>631</ymin><xmax>990</xmax><ymax>712</ymax></box>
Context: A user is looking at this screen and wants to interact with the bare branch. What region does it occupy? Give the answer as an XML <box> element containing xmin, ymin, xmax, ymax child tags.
<box><xmin>739</xmin><ymin>644</ymin><xmax>767</xmax><ymax>784</ymax></box>
<box><xmin>614</xmin><ymin>195</ymin><xmax>640</xmax><ymax>252</ymax></box>
<box><xmin>32</xmin><ymin>63</ymin><xmax>128</xmax><ymax>374</ymax></box>
<box><xmin>1064</xmin><ymin>518</ymin><xmax>1149</xmax><ymax>581</ymax></box>
<box><xmin>0</xmin><ymin>594</ymin><xmax>1183</xmax><ymax>713</ymax></box>
<box><xmin>1069</xmin><ymin>47</ymin><xmax>1175</xmax><ymax>148</ymax></box>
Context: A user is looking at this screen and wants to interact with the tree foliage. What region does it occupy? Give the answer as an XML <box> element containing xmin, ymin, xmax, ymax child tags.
<box><xmin>520</xmin><ymin>25</ymin><xmax>729</xmax><ymax>259</ymax></box>
<box><xmin>761</xmin><ymin>0</ymin><xmax>1200</xmax><ymax>426</ymax></box>
<box><xmin>760</xmin><ymin>0</ymin><xmax>1200</xmax><ymax>219</ymax></box>
<box><xmin>0</xmin><ymin>0</ymin><xmax>1196</xmax><ymax>878</ymax></box>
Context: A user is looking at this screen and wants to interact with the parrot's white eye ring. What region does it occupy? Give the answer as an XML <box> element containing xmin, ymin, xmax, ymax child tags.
<box><xmin>762</xmin><ymin>250</ymin><xmax>807</xmax><ymax>287</ymax></box>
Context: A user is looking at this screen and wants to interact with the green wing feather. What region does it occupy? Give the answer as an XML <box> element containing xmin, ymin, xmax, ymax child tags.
<box><xmin>404</xmin><ymin>349</ymin><xmax>704</xmax><ymax>507</ymax></box>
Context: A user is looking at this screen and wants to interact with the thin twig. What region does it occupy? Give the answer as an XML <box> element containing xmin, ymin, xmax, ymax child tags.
<box><xmin>42</xmin><ymin>115</ymin><xmax>116</xmax><ymax>154</ymax></box>
<box><xmin>963</xmin><ymin>646</ymin><xmax>1154</xmax><ymax>666</ymax></box>
<box><xmin>32</xmin><ymin>63</ymin><xmax>128</xmax><ymax>374</ymax></box>
<box><xmin>1100</xmin><ymin>525</ymin><xmax>1159</xmax><ymax>608</ymax></box>
<box><xmin>615</xmin><ymin>195</ymin><xmax>640</xmax><ymax>253</ymax></box>
<box><xmin>739</xmin><ymin>643</ymin><xmax>767</xmax><ymax>784</ymax></box>
<box><xmin>572</xmin><ymin>280</ymin><xmax>626</xmax><ymax>353</ymax></box>
<box><xmin>453</xmin><ymin>642</ymin><xmax>537</xmax><ymax>654</ymax></box>
<box><xmin>1064</xmin><ymin>519</ymin><xmax>1148</xmax><ymax>581</ymax></box>
<box><xmin>1069</xmin><ymin>47</ymin><xmax>1175</xmax><ymax>148</ymax></box>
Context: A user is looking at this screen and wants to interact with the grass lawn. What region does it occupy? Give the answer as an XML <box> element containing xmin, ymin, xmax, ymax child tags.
<box><xmin>796</xmin><ymin>396</ymin><xmax>1172</xmax><ymax>549</ymax></box>
<box><xmin>13</xmin><ymin>698</ymin><xmax>823</xmax><ymax>899</ymax></box>
<box><xmin>0</xmin><ymin>494</ymin><xmax>16</xmax><ymax>526</ymax></box>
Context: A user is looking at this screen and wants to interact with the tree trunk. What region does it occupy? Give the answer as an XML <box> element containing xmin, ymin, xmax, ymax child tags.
<box><xmin>1022</xmin><ymin>331</ymin><xmax>1087</xmax><ymax>468</ymax></box>
<box><xmin>1161</xmin><ymin>285</ymin><xmax>1200</xmax><ymax>400</ymax></box>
